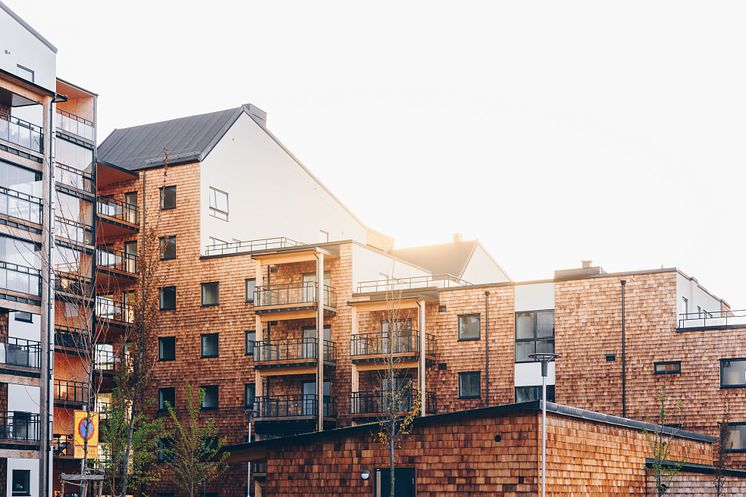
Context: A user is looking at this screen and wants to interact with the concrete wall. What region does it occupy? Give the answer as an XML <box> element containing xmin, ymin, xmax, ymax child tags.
<box><xmin>0</xmin><ymin>6</ymin><xmax>55</xmax><ymax>91</ymax></box>
<box><xmin>200</xmin><ymin>113</ymin><xmax>369</xmax><ymax>250</ymax></box>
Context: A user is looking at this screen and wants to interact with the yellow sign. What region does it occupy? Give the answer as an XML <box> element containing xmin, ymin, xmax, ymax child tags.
<box><xmin>73</xmin><ymin>410</ymin><xmax>99</xmax><ymax>459</ymax></box>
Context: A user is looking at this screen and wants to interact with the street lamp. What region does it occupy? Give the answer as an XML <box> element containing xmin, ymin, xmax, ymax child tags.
<box><xmin>529</xmin><ymin>352</ymin><xmax>559</xmax><ymax>497</ymax></box>
<box><xmin>244</xmin><ymin>408</ymin><xmax>254</xmax><ymax>497</ymax></box>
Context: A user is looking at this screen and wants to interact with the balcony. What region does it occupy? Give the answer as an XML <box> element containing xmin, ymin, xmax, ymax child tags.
<box><xmin>350</xmin><ymin>390</ymin><xmax>437</xmax><ymax>418</ymax></box>
<box><xmin>96</xmin><ymin>198</ymin><xmax>139</xmax><ymax>240</ymax></box>
<box><xmin>350</xmin><ymin>330</ymin><xmax>436</xmax><ymax>364</ymax></box>
<box><xmin>55</xmin><ymin>162</ymin><xmax>94</xmax><ymax>195</ymax></box>
<box><xmin>0</xmin><ymin>113</ymin><xmax>43</xmax><ymax>153</ymax></box>
<box><xmin>54</xmin><ymin>379</ymin><xmax>89</xmax><ymax>407</ymax></box>
<box><xmin>94</xmin><ymin>350</ymin><xmax>127</xmax><ymax>375</ymax></box>
<box><xmin>96</xmin><ymin>296</ymin><xmax>134</xmax><ymax>327</ymax></box>
<box><xmin>54</xmin><ymin>272</ymin><xmax>94</xmax><ymax>300</ymax></box>
<box><xmin>55</xmin><ymin>217</ymin><xmax>94</xmax><ymax>246</ymax></box>
<box><xmin>356</xmin><ymin>274</ymin><xmax>470</xmax><ymax>294</ymax></box>
<box><xmin>0</xmin><ymin>412</ymin><xmax>40</xmax><ymax>448</ymax></box>
<box><xmin>96</xmin><ymin>248</ymin><xmax>138</xmax><ymax>289</ymax></box>
<box><xmin>0</xmin><ymin>186</ymin><xmax>42</xmax><ymax>226</ymax></box>
<box><xmin>204</xmin><ymin>237</ymin><xmax>303</xmax><ymax>257</ymax></box>
<box><xmin>0</xmin><ymin>337</ymin><xmax>41</xmax><ymax>376</ymax></box>
<box><xmin>0</xmin><ymin>261</ymin><xmax>41</xmax><ymax>298</ymax></box>
<box><xmin>55</xmin><ymin>326</ymin><xmax>88</xmax><ymax>353</ymax></box>
<box><xmin>253</xmin><ymin>394</ymin><xmax>336</xmax><ymax>434</ymax></box>
<box><xmin>678</xmin><ymin>309</ymin><xmax>746</xmax><ymax>330</ymax></box>
<box><xmin>254</xmin><ymin>337</ymin><xmax>336</xmax><ymax>371</ymax></box>
<box><xmin>254</xmin><ymin>282</ymin><xmax>337</xmax><ymax>314</ymax></box>
<box><xmin>52</xmin><ymin>433</ymin><xmax>74</xmax><ymax>458</ymax></box>
<box><xmin>55</xmin><ymin>109</ymin><xmax>94</xmax><ymax>141</ymax></box>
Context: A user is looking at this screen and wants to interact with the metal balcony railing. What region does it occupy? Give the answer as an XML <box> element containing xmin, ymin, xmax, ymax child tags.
<box><xmin>55</xmin><ymin>162</ymin><xmax>94</xmax><ymax>193</ymax></box>
<box><xmin>55</xmin><ymin>217</ymin><xmax>94</xmax><ymax>246</ymax></box>
<box><xmin>54</xmin><ymin>379</ymin><xmax>88</xmax><ymax>404</ymax></box>
<box><xmin>0</xmin><ymin>337</ymin><xmax>41</xmax><ymax>369</ymax></box>
<box><xmin>254</xmin><ymin>282</ymin><xmax>336</xmax><ymax>308</ymax></box>
<box><xmin>96</xmin><ymin>296</ymin><xmax>134</xmax><ymax>324</ymax></box>
<box><xmin>0</xmin><ymin>186</ymin><xmax>42</xmax><ymax>225</ymax></box>
<box><xmin>679</xmin><ymin>309</ymin><xmax>746</xmax><ymax>329</ymax></box>
<box><xmin>54</xmin><ymin>271</ymin><xmax>93</xmax><ymax>297</ymax></box>
<box><xmin>97</xmin><ymin>248</ymin><xmax>138</xmax><ymax>275</ymax></box>
<box><xmin>204</xmin><ymin>236</ymin><xmax>303</xmax><ymax>256</ymax></box>
<box><xmin>55</xmin><ymin>108</ymin><xmax>94</xmax><ymax>141</ymax></box>
<box><xmin>350</xmin><ymin>330</ymin><xmax>436</xmax><ymax>358</ymax></box>
<box><xmin>0</xmin><ymin>261</ymin><xmax>41</xmax><ymax>296</ymax></box>
<box><xmin>0</xmin><ymin>412</ymin><xmax>40</xmax><ymax>441</ymax></box>
<box><xmin>52</xmin><ymin>433</ymin><xmax>74</xmax><ymax>457</ymax></box>
<box><xmin>55</xmin><ymin>326</ymin><xmax>88</xmax><ymax>350</ymax></box>
<box><xmin>254</xmin><ymin>337</ymin><xmax>336</xmax><ymax>364</ymax></box>
<box><xmin>97</xmin><ymin>197</ymin><xmax>139</xmax><ymax>225</ymax></box>
<box><xmin>0</xmin><ymin>113</ymin><xmax>42</xmax><ymax>153</ymax></box>
<box><xmin>350</xmin><ymin>390</ymin><xmax>437</xmax><ymax>416</ymax></box>
<box><xmin>356</xmin><ymin>274</ymin><xmax>471</xmax><ymax>294</ymax></box>
<box><xmin>253</xmin><ymin>394</ymin><xmax>336</xmax><ymax>419</ymax></box>
<box><xmin>95</xmin><ymin>350</ymin><xmax>128</xmax><ymax>372</ymax></box>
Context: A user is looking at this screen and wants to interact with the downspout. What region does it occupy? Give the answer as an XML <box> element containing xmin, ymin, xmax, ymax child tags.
<box><xmin>484</xmin><ymin>291</ymin><xmax>490</xmax><ymax>407</ymax></box>
<box><xmin>621</xmin><ymin>279</ymin><xmax>627</xmax><ymax>418</ymax></box>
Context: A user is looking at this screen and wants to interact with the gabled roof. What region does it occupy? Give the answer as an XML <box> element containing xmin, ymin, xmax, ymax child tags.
<box><xmin>391</xmin><ymin>240</ymin><xmax>479</xmax><ymax>278</ymax></box>
<box><xmin>0</xmin><ymin>1</ymin><xmax>57</xmax><ymax>53</ymax></box>
<box><xmin>98</xmin><ymin>105</ymin><xmax>248</xmax><ymax>170</ymax></box>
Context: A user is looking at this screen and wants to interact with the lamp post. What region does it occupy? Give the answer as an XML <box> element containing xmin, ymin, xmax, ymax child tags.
<box><xmin>244</xmin><ymin>408</ymin><xmax>254</xmax><ymax>497</ymax></box>
<box><xmin>529</xmin><ymin>352</ymin><xmax>559</xmax><ymax>497</ymax></box>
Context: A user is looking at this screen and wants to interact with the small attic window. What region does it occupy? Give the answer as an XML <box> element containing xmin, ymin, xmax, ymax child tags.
<box><xmin>208</xmin><ymin>187</ymin><xmax>229</xmax><ymax>221</ymax></box>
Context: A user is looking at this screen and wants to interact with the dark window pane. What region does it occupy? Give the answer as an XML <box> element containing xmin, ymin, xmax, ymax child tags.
<box><xmin>245</xmin><ymin>278</ymin><xmax>256</xmax><ymax>302</ymax></box>
<box><xmin>201</xmin><ymin>334</ymin><xmax>218</xmax><ymax>358</ymax></box>
<box><xmin>516</xmin><ymin>313</ymin><xmax>534</xmax><ymax>339</ymax></box>
<box><xmin>536</xmin><ymin>339</ymin><xmax>555</xmax><ymax>355</ymax></box>
<box><xmin>654</xmin><ymin>361</ymin><xmax>681</xmax><ymax>375</ymax></box>
<box><xmin>201</xmin><ymin>385</ymin><xmax>218</xmax><ymax>409</ymax></box>
<box><xmin>536</xmin><ymin>311</ymin><xmax>555</xmax><ymax>338</ymax></box>
<box><xmin>159</xmin><ymin>337</ymin><xmax>176</xmax><ymax>361</ymax></box>
<box><xmin>160</xmin><ymin>236</ymin><xmax>176</xmax><ymax>260</ymax></box>
<box><xmin>12</xmin><ymin>469</ymin><xmax>30</xmax><ymax>496</ymax></box>
<box><xmin>515</xmin><ymin>385</ymin><xmax>555</xmax><ymax>403</ymax></box>
<box><xmin>158</xmin><ymin>388</ymin><xmax>175</xmax><ymax>411</ymax></box>
<box><xmin>245</xmin><ymin>331</ymin><xmax>255</xmax><ymax>355</ymax></box>
<box><xmin>721</xmin><ymin>359</ymin><xmax>746</xmax><ymax>387</ymax></box>
<box><xmin>202</xmin><ymin>282</ymin><xmax>219</xmax><ymax>306</ymax></box>
<box><xmin>725</xmin><ymin>424</ymin><xmax>746</xmax><ymax>452</ymax></box>
<box><xmin>458</xmin><ymin>314</ymin><xmax>480</xmax><ymax>340</ymax></box>
<box><xmin>245</xmin><ymin>384</ymin><xmax>255</xmax><ymax>408</ymax></box>
<box><xmin>516</xmin><ymin>342</ymin><xmax>534</xmax><ymax>362</ymax></box>
<box><xmin>160</xmin><ymin>286</ymin><xmax>176</xmax><ymax>310</ymax></box>
<box><xmin>160</xmin><ymin>186</ymin><xmax>176</xmax><ymax>210</ymax></box>
<box><xmin>157</xmin><ymin>438</ymin><xmax>174</xmax><ymax>462</ymax></box>
<box><xmin>458</xmin><ymin>372</ymin><xmax>480</xmax><ymax>398</ymax></box>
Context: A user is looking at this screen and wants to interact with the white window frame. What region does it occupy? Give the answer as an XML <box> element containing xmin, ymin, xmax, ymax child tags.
<box><xmin>208</xmin><ymin>187</ymin><xmax>229</xmax><ymax>221</ymax></box>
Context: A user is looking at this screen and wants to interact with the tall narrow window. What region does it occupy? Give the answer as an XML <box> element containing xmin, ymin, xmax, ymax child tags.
<box><xmin>158</xmin><ymin>387</ymin><xmax>175</xmax><ymax>412</ymax></box>
<box><xmin>515</xmin><ymin>310</ymin><xmax>555</xmax><ymax>362</ymax></box>
<box><xmin>160</xmin><ymin>236</ymin><xmax>176</xmax><ymax>260</ymax></box>
<box><xmin>159</xmin><ymin>286</ymin><xmax>176</xmax><ymax>310</ymax></box>
<box><xmin>245</xmin><ymin>384</ymin><xmax>255</xmax><ymax>408</ymax></box>
<box><xmin>245</xmin><ymin>278</ymin><xmax>256</xmax><ymax>303</ymax></box>
<box><xmin>160</xmin><ymin>186</ymin><xmax>176</xmax><ymax>210</ymax></box>
<box><xmin>245</xmin><ymin>330</ymin><xmax>256</xmax><ymax>356</ymax></box>
<box><xmin>158</xmin><ymin>337</ymin><xmax>176</xmax><ymax>361</ymax></box>
<box><xmin>201</xmin><ymin>333</ymin><xmax>219</xmax><ymax>358</ymax></box>
<box><xmin>458</xmin><ymin>372</ymin><xmax>481</xmax><ymax>399</ymax></box>
<box><xmin>11</xmin><ymin>469</ymin><xmax>30</xmax><ymax>496</ymax></box>
<box><xmin>208</xmin><ymin>187</ymin><xmax>229</xmax><ymax>221</ymax></box>
<box><xmin>202</xmin><ymin>282</ymin><xmax>219</xmax><ymax>306</ymax></box>
<box><xmin>201</xmin><ymin>385</ymin><xmax>219</xmax><ymax>410</ymax></box>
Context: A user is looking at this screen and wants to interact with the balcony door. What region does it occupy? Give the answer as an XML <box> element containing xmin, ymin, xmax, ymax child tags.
<box><xmin>375</xmin><ymin>468</ymin><xmax>415</xmax><ymax>497</ymax></box>
<box><xmin>302</xmin><ymin>326</ymin><xmax>330</xmax><ymax>360</ymax></box>
<box><xmin>381</xmin><ymin>376</ymin><xmax>412</xmax><ymax>412</ymax></box>
<box><xmin>124</xmin><ymin>192</ymin><xmax>138</xmax><ymax>224</ymax></box>
<box><xmin>124</xmin><ymin>241</ymin><xmax>137</xmax><ymax>273</ymax></box>
<box><xmin>302</xmin><ymin>272</ymin><xmax>330</xmax><ymax>304</ymax></box>
<box><xmin>381</xmin><ymin>319</ymin><xmax>413</xmax><ymax>354</ymax></box>
<box><xmin>301</xmin><ymin>380</ymin><xmax>330</xmax><ymax>416</ymax></box>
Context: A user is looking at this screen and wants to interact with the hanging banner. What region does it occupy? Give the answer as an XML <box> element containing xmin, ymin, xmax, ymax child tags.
<box><xmin>73</xmin><ymin>410</ymin><xmax>99</xmax><ymax>459</ymax></box>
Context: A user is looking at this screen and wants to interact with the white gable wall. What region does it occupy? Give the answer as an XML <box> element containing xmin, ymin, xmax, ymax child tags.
<box><xmin>351</xmin><ymin>243</ymin><xmax>430</xmax><ymax>290</ymax></box>
<box><xmin>460</xmin><ymin>244</ymin><xmax>510</xmax><ymax>284</ymax></box>
<box><xmin>0</xmin><ymin>7</ymin><xmax>55</xmax><ymax>91</ymax></box>
<box><xmin>200</xmin><ymin>113</ymin><xmax>368</xmax><ymax>250</ymax></box>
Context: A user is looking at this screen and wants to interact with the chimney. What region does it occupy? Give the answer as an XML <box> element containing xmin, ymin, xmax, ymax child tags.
<box><xmin>581</xmin><ymin>260</ymin><xmax>593</xmax><ymax>269</ymax></box>
<box><xmin>243</xmin><ymin>104</ymin><xmax>267</xmax><ymax>127</ymax></box>
<box><xmin>554</xmin><ymin>260</ymin><xmax>605</xmax><ymax>281</ymax></box>
<box><xmin>452</xmin><ymin>233</ymin><xmax>463</xmax><ymax>243</ymax></box>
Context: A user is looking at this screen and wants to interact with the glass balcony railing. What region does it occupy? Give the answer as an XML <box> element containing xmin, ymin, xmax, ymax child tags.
<box><xmin>55</xmin><ymin>109</ymin><xmax>94</xmax><ymax>141</ymax></box>
<box><xmin>97</xmin><ymin>248</ymin><xmax>138</xmax><ymax>275</ymax></box>
<box><xmin>55</xmin><ymin>162</ymin><xmax>94</xmax><ymax>193</ymax></box>
<box><xmin>96</xmin><ymin>296</ymin><xmax>134</xmax><ymax>324</ymax></box>
<box><xmin>0</xmin><ymin>261</ymin><xmax>41</xmax><ymax>296</ymax></box>
<box><xmin>0</xmin><ymin>113</ymin><xmax>42</xmax><ymax>153</ymax></box>
<box><xmin>0</xmin><ymin>337</ymin><xmax>41</xmax><ymax>369</ymax></box>
<box><xmin>55</xmin><ymin>217</ymin><xmax>94</xmax><ymax>246</ymax></box>
<box><xmin>0</xmin><ymin>186</ymin><xmax>42</xmax><ymax>225</ymax></box>
<box><xmin>97</xmin><ymin>198</ymin><xmax>139</xmax><ymax>225</ymax></box>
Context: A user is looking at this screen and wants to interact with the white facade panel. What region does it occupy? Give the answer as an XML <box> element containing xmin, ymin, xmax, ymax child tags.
<box><xmin>676</xmin><ymin>272</ymin><xmax>723</xmax><ymax>319</ymax></box>
<box><xmin>0</xmin><ymin>8</ymin><xmax>56</xmax><ymax>91</ymax></box>
<box><xmin>200</xmin><ymin>113</ymin><xmax>368</xmax><ymax>250</ymax></box>
<box><xmin>8</xmin><ymin>384</ymin><xmax>39</xmax><ymax>414</ymax></box>
<box><xmin>514</xmin><ymin>282</ymin><xmax>555</xmax><ymax>312</ymax></box>
<box><xmin>514</xmin><ymin>362</ymin><xmax>556</xmax><ymax>387</ymax></box>
<box><xmin>7</xmin><ymin>458</ymin><xmax>38</xmax><ymax>497</ymax></box>
<box><xmin>8</xmin><ymin>311</ymin><xmax>40</xmax><ymax>341</ymax></box>
<box><xmin>460</xmin><ymin>245</ymin><xmax>510</xmax><ymax>284</ymax></box>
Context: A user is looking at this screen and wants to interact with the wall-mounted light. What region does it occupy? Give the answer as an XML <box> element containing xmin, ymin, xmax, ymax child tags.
<box><xmin>360</xmin><ymin>469</ymin><xmax>370</xmax><ymax>481</ymax></box>
<box><xmin>494</xmin><ymin>435</ymin><xmax>502</xmax><ymax>442</ymax></box>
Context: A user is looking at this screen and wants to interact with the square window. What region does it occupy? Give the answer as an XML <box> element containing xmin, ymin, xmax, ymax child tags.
<box><xmin>515</xmin><ymin>310</ymin><xmax>555</xmax><ymax>362</ymax></box>
<box><xmin>159</xmin><ymin>286</ymin><xmax>176</xmax><ymax>310</ymax></box>
<box><xmin>201</xmin><ymin>333</ymin><xmax>219</xmax><ymax>358</ymax></box>
<box><xmin>515</xmin><ymin>385</ymin><xmax>556</xmax><ymax>403</ymax></box>
<box><xmin>721</xmin><ymin>359</ymin><xmax>746</xmax><ymax>388</ymax></box>
<box><xmin>160</xmin><ymin>236</ymin><xmax>176</xmax><ymax>260</ymax></box>
<box><xmin>245</xmin><ymin>383</ymin><xmax>255</xmax><ymax>408</ymax></box>
<box><xmin>158</xmin><ymin>387</ymin><xmax>175</xmax><ymax>412</ymax></box>
<box><xmin>654</xmin><ymin>361</ymin><xmax>681</xmax><ymax>375</ymax></box>
<box><xmin>208</xmin><ymin>187</ymin><xmax>229</xmax><ymax>221</ymax></box>
<box><xmin>458</xmin><ymin>314</ymin><xmax>480</xmax><ymax>341</ymax></box>
<box><xmin>724</xmin><ymin>424</ymin><xmax>746</xmax><ymax>452</ymax></box>
<box><xmin>245</xmin><ymin>330</ymin><xmax>256</xmax><ymax>356</ymax></box>
<box><xmin>11</xmin><ymin>469</ymin><xmax>30</xmax><ymax>496</ymax></box>
<box><xmin>157</xmin><ymin>438</ymin><xmax>174</xmax><ymax>462</ymax></box>
<box><xmin>201</xmin><ymin>385</ymin><xmax>218</xmax><ymax>410</ymax></box>
<box><xmin>160</xmin><ymin>186</ymin><xmax>176</xmax><ymax>210</ymax></box>
<box><xmin>158</xmin><ymin>337</ymin><xmax>176</xmax><ymax>361</ymax></box>
<box><xmin>201</xmin><ymin>282</ymin><xmax>219</xmax><ymax>306</ymax></box>
<box><xmin>458</xmin><ymin>372</ymin><xmax>481</xmax><ymax>399</ymax></box>
<box><xmin>14</xmin><ymin>311</ymin><xmax>33</xmax><ymax>323</ymax></box>
<box><xmin>245</xmin><ymin>278</ymin><xmax>256</xmax><ymax>303</ymax></box>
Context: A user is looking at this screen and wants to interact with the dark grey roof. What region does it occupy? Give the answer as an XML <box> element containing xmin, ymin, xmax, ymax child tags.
<box><xmin>391</xmin><ymin>240</ymin><xmax>478</xmax><ymax>278</ymax></box>
<box><xmin>97</xmin><ymin>106</ymin><xmax>246</xmax><ymax>170</ymax></box>
<box><xmin>0</xmin><ymin>1</ymin><xmax>57</xmax><ymax>53</ymax></box>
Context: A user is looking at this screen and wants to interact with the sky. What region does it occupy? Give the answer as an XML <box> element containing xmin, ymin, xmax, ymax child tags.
<box><xmin>8</xmin><ymin>0</ymin><xmax>746</xmax><ymax>307</ymax></box>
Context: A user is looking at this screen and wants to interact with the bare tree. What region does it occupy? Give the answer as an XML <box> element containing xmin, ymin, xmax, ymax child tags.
<box><xmin>646</xmin><ymin>387</ymin><xmax>683</xmax><ymax>497</ymax></box>
<box><xmin>714</xmin><ymin>401</ymin><xmax>733</xmax><ymax>497</ymax></box>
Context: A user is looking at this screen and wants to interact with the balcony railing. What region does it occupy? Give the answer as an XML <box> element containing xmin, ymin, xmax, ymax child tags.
<box><xmin>55</xmin><ymin>217</ymin><xmax>94</xmax><ymax>246</ymax></box>
<box><xmin>97</xmin><ymin>248</ymin><xmax>138</xmax><ymax>275</ymax></box>
<box><xmin>95</xmin><ymin>350</ymin><xmax>127</xmax><ymax>372</ymax></box>
<box><xmin>356</xmin><ymin>274</ymin><xmax>471</xmax><ymax>294</ymax></box>
<box><xmin>254</xmin><ymin>282</ymin><xmax>336</xmax><ymax>309</ymax></box>
<box><xmin>0</xmin><ymin>261</ymin><xmax>41</xmax><ymax>296</ymax></box>
<box><xmin>55</xmin><ymin>326</ymin><xmax>87</xmax><ymax>351</ymax></box>
<box><xmin>254</xmin><ymin>337</ymin><xmax>336</xmax><ymax>364</ymax></box>
<box><xmin>0</xmin><ymin>412</ymin><xmax>40</xmax><ymax>441</ymax></box>
<box><xmin>350</xmin><ymin>330</ymin><xmax>435</xmax><ymax>358</ymax></box>
<box><xmin>96</xmin><ymin>296</ymin><xmax>134</xmax><ymax>325</ymax></box>
<box><xmin>350</xmin><ymin>390</ymin><xmax>437</xmax><ymax>416</ymax></box>
<box><xmin>679</xmin><ymin>309</ymin><xmax>746</xmax><ymax>329</ymax></box>
<box><xmin>204</xmin><ymin>237</ymin><xmax>303</xmax><ymax>256</ymax></box>
<box><xmin>55</xmin><ymin>109</ymin><xmax>94</xmax><ymax>141</ymax></box>
<box><xmin>97</xmin><ymin>197</ymin><xmax>139</xmax><ymax>225</ymax></box>
<box><xmin>0</xmin><ymin>113</ymin><xmax>42</xmax><ymax>153</ymax></box>
<box><xmin>55</xmin><ymin>162</ymin><xmax>94</xmax><ymax>193</ymax></box>
<box><xmin>0</xmin><ymin>186</ymin><xmax>42</xmax><ymax>225</ymax></box>
<box><xmin>254</xmin><ymin>395</ymin><xmax>336</xmax><ymax>419</ymax></box>
<box><xmin>52</xmin><ymin>433</ymin><xmax>74</xmax><ymax>457</ymax></box>
<box><xmin>54</xmin><ymin>271</ymin><xmax>93</xmax><ymax>297</ymax></box>
<box><xmin>0</xmin><ymin>337</ymin><xmax>41</xmax><ymax>369</ymax></box>
<box><xmin>54</xmin><ymin>379</ymin><xmax>88</xmax><ymax>404</ymax></box>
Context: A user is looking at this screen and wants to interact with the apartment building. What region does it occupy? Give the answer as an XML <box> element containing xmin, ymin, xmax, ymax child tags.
<box><xmin>95</xmin><ymin>103</ymin><xmax>746</xmax><ymax>496</ymax></box>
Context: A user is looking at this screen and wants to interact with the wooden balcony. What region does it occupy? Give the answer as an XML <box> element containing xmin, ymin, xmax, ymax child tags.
<box><xmin>96</xmin><ymin>197</ymin><xmax>139</xmax><ymax>240</ymax></box>
<box><xmin>96</xmin><ymin>247</ymin><xmax>138</xmax><ymax>289</ymax></box>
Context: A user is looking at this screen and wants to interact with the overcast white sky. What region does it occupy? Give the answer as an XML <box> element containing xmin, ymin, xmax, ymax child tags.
<box><xmin>10</xmin><ymin>1</ymin><xmax>746</xmax><ymax>307</ymax></box>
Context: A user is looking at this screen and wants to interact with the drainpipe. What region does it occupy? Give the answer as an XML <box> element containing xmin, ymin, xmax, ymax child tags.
<box><xmin>484</xmin><ymin>291</ymin><xmax>490</xmax><ymax>407</ymax></box>
<box><xmin>621</xmin><ymin>280</ymin><xmax>627</xmax><ymax>418</ymax></box>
